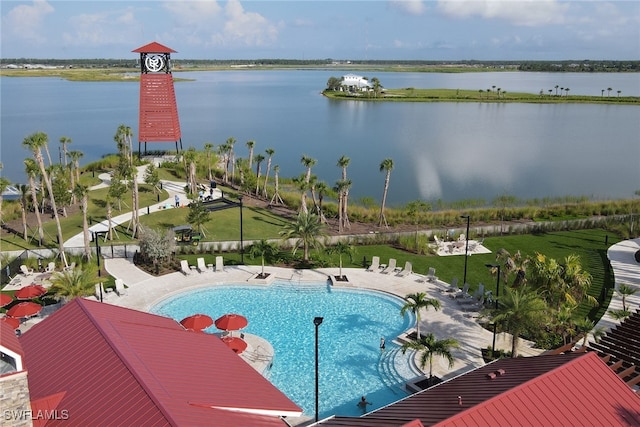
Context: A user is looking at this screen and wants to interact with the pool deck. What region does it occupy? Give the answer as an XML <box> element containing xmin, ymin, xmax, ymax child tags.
<box><xmin>11</xmin><ymin>238</ymin><xmax>640</xmax><ymax>427</ymax></box>
<box><xmin>97</xmin><ymin>258</ymin><xmax>542</xmax><ymax>379</ymax></box>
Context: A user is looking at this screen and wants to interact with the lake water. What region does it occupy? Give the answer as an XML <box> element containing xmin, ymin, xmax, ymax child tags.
<box><xmin>1</xmin><ymin>70</ymin><xmax>639</xmax><ymax>205</ymax></box>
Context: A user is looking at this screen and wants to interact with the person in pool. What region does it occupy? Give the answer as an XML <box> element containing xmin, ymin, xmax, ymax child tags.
<box><xmin>357</xmin><ymin>396</ymin><xmax>371</xmax><ymax>414</ymax></box>
<box><xmin>380</xmin><ymin>337</ymin><xmax>386</xmax><ymax>351</ymax></box>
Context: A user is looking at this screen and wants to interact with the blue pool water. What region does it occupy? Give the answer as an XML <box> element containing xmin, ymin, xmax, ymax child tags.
<box><xmin>151</xmin><ymin>281</ymin><xmax>416</xmax><ymax>418</ymax></box>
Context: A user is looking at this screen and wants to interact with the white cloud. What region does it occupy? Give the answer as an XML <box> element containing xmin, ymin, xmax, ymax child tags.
<box><xmin>162</xmin><ymin>0</ymin><xmax>222</xmax><ymax>27</ymax></box>
<box><xmin>437</xmin><ymin>0</ymin><xmax>569</xmax><ymax>26</ymax></box>
<box><xmin>62</xmin><ymin>8</ymin><xmax>141</xmax><ymax>47</ymax></box>
<box><xmin>390</xmin><ymin>0</ymin><xmax>426</xmax><ymax>16</ymax></box>
<box><xmin>220</xmin><ymin>0</ymin><xmax>278</xmax><ymax>46</ymax></box>
<box><xmin>2</xmin><ymin>0</ymin><xmax>54</xmax><ymax>43</ymax></box>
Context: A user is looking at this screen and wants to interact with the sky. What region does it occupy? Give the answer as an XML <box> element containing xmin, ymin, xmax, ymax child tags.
<box><xmin>1</xmin><ymin>0</ymin><xmax>639</xmax><ymax>60</ymax></box>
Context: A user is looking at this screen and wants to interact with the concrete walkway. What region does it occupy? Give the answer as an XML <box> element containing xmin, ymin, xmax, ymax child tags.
<box><xmin>64</xmin><ymin>165</ymin><xmax>220</xmax><ymax>249</ymax></box>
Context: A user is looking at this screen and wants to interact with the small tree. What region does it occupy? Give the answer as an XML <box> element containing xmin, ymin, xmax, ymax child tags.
<box><xmin>138</xmin><ymin>226</ymin><xmax>176</xmax><ymax>274</ymax></box>
<box><xmin>328</xmin><ymin>241</ymin><xmax>355</xmax><ymax>279</ymax></box>
<box><xmin>401</xmin><ymin>333</ymin><xmax>459</xmax><ymax>381</ymax></box>
<box><xmin>186</xmin><ymin>199</ymin><xmax>210</xmax><ymax>237</ymax></box>
<box><xmin>49</xmin><ymin>264</ymin><xmax>100</xmax><ymax>303</ymax></box>
<box><xmin>400</xmin><ymin>292</ymin><xmax>441</xmax><ymax>339</ymax></box>
<box><xmin>248</xmin><ymin>240</ymin><xmax>279</xmax><ymax>277</ymax></box>
<box><xmin>280</xmin><ymin>212</ymin><xmax>325</xmax><ymax>263</ymax></box>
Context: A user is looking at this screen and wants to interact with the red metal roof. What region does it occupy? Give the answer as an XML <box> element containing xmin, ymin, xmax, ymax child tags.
<box><xmin>436</xmin><ymin>352</ymin><xmax>640</xmax><ymax>426</ymax></box>
<box><xmin>20</xmin><ymin>298</ymin><xmax>301</xmax><ymax>426</ymax></box>
<box><xmin>318</xmin><ymin>352</ymin><xmax>640</xmax><ymax>426</ymax></box>
<box><xmin>138</xmin><ymin>73</ymin><xmax>182</xmax><ymax>142</ymax></box>
<box><xmin>132</xmin><ymin>41</ymin><xmax>177</xmax><ymax>53</ymax></box>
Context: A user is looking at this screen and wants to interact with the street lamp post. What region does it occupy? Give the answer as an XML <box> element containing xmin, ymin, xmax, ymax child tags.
<box><xmin>313</xmin><ymin>316</ymin><xmax>324</xmax><ymax>422</ymax></box>
<box><xmin>238</xmin><ymin>195</ymin><xmax>244</xmax><ymax>264</ymax></box>
<box><xmin>93</xmin><ymin>231</ymin><xmax>104</xmax><ymax>302</ymax></box>
<box><xmin>485</xmin><ymin>263</ymin><xmax>501</xmax><ymax>357</ymax></box>
<box><xmin>461</xmin><ymin>215</ymin><xmax>470</xmax><ymax>286</ymax></box>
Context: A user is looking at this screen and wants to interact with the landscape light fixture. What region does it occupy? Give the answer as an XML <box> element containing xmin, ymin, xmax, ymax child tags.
<box><xmin>238</xmin><ymin>195</ymin><xmax>244</xmax><ymax>264</ymax></box>
<box><xmin>313</xmin><ymin>316</ymin><xmax>324</xmax><ymax>422</ymax></box>
<box><xmin>485</xmin><ymin>263</ymin><xmax>501</xmax><ymax>358</ymax></box>
<box><xmin>461</xmin><ymin>215</ymin><xmax>470</xmax><ymax>286</ymax></box>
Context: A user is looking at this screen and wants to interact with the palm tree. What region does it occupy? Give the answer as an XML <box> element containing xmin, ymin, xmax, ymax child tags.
<box><xmin>401</xmin><ymin>333</ymin><xmax>459</xmax><ymax>381</ymax></box>
<box><xmin>49</xmin><ymin>264</ymin><xmax>100</xmax><ymax>303</ymax></box>
<box><xmin>300</xmin><ymin>155</ymin><xmax>316</xmax><ymax>214</ymax></box>
<box><xmin>378</xmin><ymin>158</ymin><xmax>394</xmax><ymax>228</ymax></box>
<box><xmin>218</xmin><ymin>142</ymin><xmax>231</xmax><ymax>183</ymax></box>
<box><xmin>248</xmin><ymin>239</ymin><xmax>279</xmax><ymax>277</ymax></box>
<box><xmin>24</xmin><ymin>158</ymin><xmax>44</xmax><ymax>246</ymax></box>
<box><xmin>204</xmin><ymin>142</ymin><xmax>214</xmax><ymax>181</ymax></box>
<box><xmin>226</xmin><ymin>137</ymin><xmax>237</xmax><ymax>183</ymax></box>
<box><xmin>59</xmin><ymin>136</ymin><xmax>71</xmax><ymax>167</ymax></box>
<box><xmin>615</xmin><ymin>283</ymin><xmax>637</xmax><ymax>311</ymax></box>
<box><xmin>337</xmin><ymin>155</ymin><xmax>351</xmax><ymax>230</ymax></box>
<box><xmin>262</xmin><ymin>148</ymin><xmax>275</xmax><ymax>198</ymax></box>
<box><xmin>617</xmin><ymin>90</ymin><xmax>622</xmax><ymax>98</ymax></box>
<box><xmin>314</xmin><ymin>180</ymin><xmax>330</xmax><ymax>223</ymax></box>
<box><xmin>279</xmin><ymin>212</ymin><xmax>325</xmax><ymax>262</ymax></box>
<box><xmin>492</xmin><ymin>193</ymin><xmax>517</xmax><ymax>235</ymax></box>
<box><xmin>491</xmin><ymin>286</ymin><xmax>546</xmax><ymax>357</ymax></box>
<box><xmin>334</xmin><ymin>179</ymin><xmax>351</xmax><ymax>234</ymax></box>
<box><xmin>182</xmin><ymin>147</ymin><xmax>198</xmax><ymax>196</ymax></box>
<box><xmin>400</xmin><ymin>292</ymin><xmax>441</xmax><ymax>339</ymax></box>
<box><xmin>18</xmin><ymin>184</ymin><xmax>30</xmax><ymax>240</ymax></box>
<box><xmin>328</xmin><ymin>241</ymin><xmax>355</xmax><ymax>279</ymax></box>
<box><xmin>73</xmin><ymin>183</ymin><xmax>92</xmax><ymax>260</ymax></box>
<box><xmin>115</xmin><ymin>125</ymin><xmax>140</xmax><ymax>238</ymax></box>
<box><xmin>269</xmin><ymin>165</ymin><xmax>284</xmax><ymax>206</ymax></box>
<box><xmin>23</xmin><ymin>131</ymin><xmax>67</xmax><ymax>267</ymax></box>
<box><xmin>607</xmin><ymin>87</ymin><xmax>612</xmax><ymax>97</ymax></box>
<box><xmin>246</xmin><ymin>140</ymin><xmax>255</xmax><ymax>169</ymax></box>
<box><xmin>254</xmin><ymin>153</ymin><xmax>265</xmax><ymax>196</ymax></box>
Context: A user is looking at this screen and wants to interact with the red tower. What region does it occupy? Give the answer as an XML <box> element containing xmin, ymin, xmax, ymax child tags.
<box><xmin>132</xmin><ymin>42</ymin><xmax>183</xmax><ymax>154</ymax></box>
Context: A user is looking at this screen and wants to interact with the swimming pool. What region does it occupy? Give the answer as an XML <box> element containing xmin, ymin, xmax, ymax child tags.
<box><xmin>151</xmin><ymin>281</ymin><xmax>418</xmax><ymax>419</ymax></box>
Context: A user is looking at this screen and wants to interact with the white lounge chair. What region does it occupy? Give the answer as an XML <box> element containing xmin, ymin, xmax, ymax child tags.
<box><xmin>215</xmin><ymin>256</ymin><xmax>224</xmax><ymax>272</ymax></box>
<box><xmin>44</xmin><ymin>262</ymin><xmax>56</xmax><ymax>273</ymax></box>
<box><xmin>397</xmin><ymin>261</ymin><xmax>412</xmax><ymax>277</ymax></box>
<box><xmin>180</xmin><ymin>260</ymin><xmax>192</xmax><ymax>275</ymax></box>
<box><xmin>366</xmin><ymin>256</ymin><xmax>380</xmax><ymax>272</ymax></box>
<box><xmin>443</xmin><ymin>277</ymin><xmax>459</xmax><ymax>293</ymax></box>
<box><xmin>455</xmin><ymin>283</ymin><xmax>472</xmax><ymax>299</ymax></box>
<box><xmin>381</xmin><ymin>258</ymin><xmax>396</xmax><ymax>274</ymax></box>
<box><xmin>115</xmin><ymin>279</ymin><xmax>127</xmax><ymax>296</ymax></box>
<box><xmin>426</xmin><ymin>267</ymin><xmax>438</xmax><ymax>283</ymax></box>
<box><xmin>197</xmin><ymin>257</ymin><xmax>208</xmax><ymax>273</ymax></box>
<box><xmin>20</xmin><ymin>265</ymin><xmax>34</xmax><ymax>276</ymax></box>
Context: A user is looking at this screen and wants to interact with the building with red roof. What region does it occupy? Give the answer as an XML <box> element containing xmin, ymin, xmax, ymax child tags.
<box><xmin>317</xmin><ymin>351</ymin><xmax>640</xmax><ymax>426</ymax></box>
<box><xmin>19</xmin><ymin>298</ymin><xmax>301</xmax><ymax>426</ymax></box>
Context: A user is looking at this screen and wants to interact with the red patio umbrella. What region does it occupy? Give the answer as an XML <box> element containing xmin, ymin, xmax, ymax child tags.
<box><xmin>15</xmin><ymin>284</ymin><xmax>47</xmax><ymax>300</ymax></box>
<box><xmin>1</xmin><ymin>316</ymin><xmax>20</xmax><ymax>330</ymax></box>
<box><xmin>6</xmin><ymin>301</ymin><xmax>42</xmax><ymax>318</ymax></box>
<box><xmin>214</xmin><ymin>313</ymin><xmax>248</xmax><ymax>332</ymax></box>
<box><xmin>180</xmin><ymin>314</ymin><xmax>214</xmax><ymax>331</ymax></box>
<box><xmin>0</xmin><ymin>294</ymin><xmax>13</xmax><ymax>307</ymax></box>
<box><xmin>220</xmin><ymin>336</ymin><xmax>248</xmax><ymax>354</ymax></box>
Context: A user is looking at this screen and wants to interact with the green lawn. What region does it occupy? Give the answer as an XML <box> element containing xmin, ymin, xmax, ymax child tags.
<box><xmin>236</xmin><ymin>228</ymin><xmax>618</xmax><ymax>322</ymax></box>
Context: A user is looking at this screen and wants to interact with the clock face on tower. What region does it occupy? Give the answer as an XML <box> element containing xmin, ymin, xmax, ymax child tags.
<box><xmin>145</xmin><ymin>54</ymin><xmax>165</xmax><ymax>72</ymax></box>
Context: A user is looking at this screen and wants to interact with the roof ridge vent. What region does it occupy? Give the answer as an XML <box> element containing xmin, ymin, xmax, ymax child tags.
<box><xmin>486</xmin><ymin>372</ymin><xmax>497</xmax><ymax>380</ymax></box>
<box><xmin>495</xmin><ymin>368</ymin><xmax>506</xmax><ymax>376</ymax></box>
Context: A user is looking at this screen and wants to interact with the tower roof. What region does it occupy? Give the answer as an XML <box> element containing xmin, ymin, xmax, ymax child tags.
<box><xmin>132</xmin><ymin>41</ymin><xmax>177</xmax><ymax>53</ymax></box>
